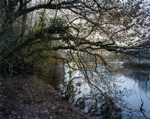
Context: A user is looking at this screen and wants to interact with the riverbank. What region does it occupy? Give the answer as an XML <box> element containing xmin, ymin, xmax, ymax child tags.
<box><xmin>0</xmin><ymin>76</ymin><xmax>91</xmax><ymax>119</ymax></box>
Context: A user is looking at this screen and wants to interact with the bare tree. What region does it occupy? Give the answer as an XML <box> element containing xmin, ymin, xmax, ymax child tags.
<box><xmin>0</xmin><ymin>0</ymin><xmax>150</xmax><ymax>118</ymax></box>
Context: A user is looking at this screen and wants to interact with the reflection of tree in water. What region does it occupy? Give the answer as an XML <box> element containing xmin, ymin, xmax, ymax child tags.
<box><xmin>61</xmin><ymin>63</ymin><xmax>147</xmax><ymax>119</ymax></box>
<box><xmin>73</xmin><ymin>91</ymin><xmax>123</xmax><ymax>119</ymax></box>
<box><xmin>122</xmin><ymin>62</ymin><xmax>150</xmax><ymax>93</ymax></box>
<box><xmin>60</xmin><ymin>64</ymin><xmax>150</xmax><ymax>119</ymax></box>
<box><xmin>61</xmin><ymin>73</ymin><xmax>126</xmax><ymax>119</ymax></box>
<box><xmin>126</xmin><ymin>71</ymin><xmax>150</xmax><ymax>93</ymax></box>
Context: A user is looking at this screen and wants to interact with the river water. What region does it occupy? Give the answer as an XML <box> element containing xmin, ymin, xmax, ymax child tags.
<box><xmin>62</xmin><ymin>62</ymin><xmax>150</xmax><ymax>119</ymax></box>
<box><xmin>114</xmin><ymin>73</ymin><xmax>150</xmax><ymax>119</ymax></box>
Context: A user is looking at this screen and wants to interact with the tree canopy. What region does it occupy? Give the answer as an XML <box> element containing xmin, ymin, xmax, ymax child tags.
<box><xmin>1</xmin><ymin>0</ymin><xmax>149</xmax><ymax>70</ymax></box>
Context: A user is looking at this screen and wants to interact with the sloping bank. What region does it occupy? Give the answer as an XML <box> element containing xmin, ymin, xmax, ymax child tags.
<box><xmin>0</xmin><ymin>76</ymin><xmax>91</xmax><ymax>119</ymax></box>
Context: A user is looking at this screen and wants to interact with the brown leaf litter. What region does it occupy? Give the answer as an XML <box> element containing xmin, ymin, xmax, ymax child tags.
<box><xmin>0</xmin><ymin>76</ymin><xmax>91</xmax><ymax>119</ymax></box>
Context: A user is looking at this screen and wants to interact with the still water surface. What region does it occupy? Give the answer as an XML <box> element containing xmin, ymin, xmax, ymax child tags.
<box><xmin>63</xmin><ymin>63</ymin><xmax>150</xmax><ymax>119</ymax></box>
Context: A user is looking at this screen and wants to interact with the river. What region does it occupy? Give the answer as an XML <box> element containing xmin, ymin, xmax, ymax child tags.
<box><xmin>61</xmin><ymin>61</ymin><xmax>150</xmax><ymax>119</ymax></box>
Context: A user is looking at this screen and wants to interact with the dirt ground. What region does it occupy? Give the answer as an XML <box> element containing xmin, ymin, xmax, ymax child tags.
<box><xmin>0</xmin><ymin>76</ymin><xmax>91</xmax><ymax>119</ymax></box>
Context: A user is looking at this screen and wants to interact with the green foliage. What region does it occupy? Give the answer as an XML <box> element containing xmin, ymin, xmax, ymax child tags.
<box><xmin>25</xmin><ymin>51</ymin><xmax>64</xmax><ymax>89</ymax></box>
<box><xmin>50</xmin><ymin>17</ymin><xmax>67</xmax><ymax>27</ymax></box>
<box><xmin>38</xmin><ymin>10</ymin><xmax>47</xmax><ymax>29</ymax></box>
<box><xmin>0</xmin><ymin>27</ymin><xmax>26</xmax><ymax>76</ymax></box>
<box><xmin>0</xmin><ymin>10</ymin><xmax>70</xmax><ymax>76</ymax></box>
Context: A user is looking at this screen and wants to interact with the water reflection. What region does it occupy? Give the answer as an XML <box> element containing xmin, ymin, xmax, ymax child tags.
<box><xmin>61</xmin><ymin>63</ymin><xmax>150</xmax><ymax>119</ymax></box>
<box><xmin>126</xmin><ymin>71</ymin><xmax>150</xmax><ymax>93</ymax></box>
<box><xmin>115</xmin><ymin>73</ymin><xmax>150</xmax><ymax>119</ymax></box>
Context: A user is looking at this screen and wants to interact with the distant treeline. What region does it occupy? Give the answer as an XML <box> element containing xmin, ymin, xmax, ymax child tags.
<box><xmin>123</xmin><ymin>62</ymin><xmax>150</xmax><ymax>71</ymax></box>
